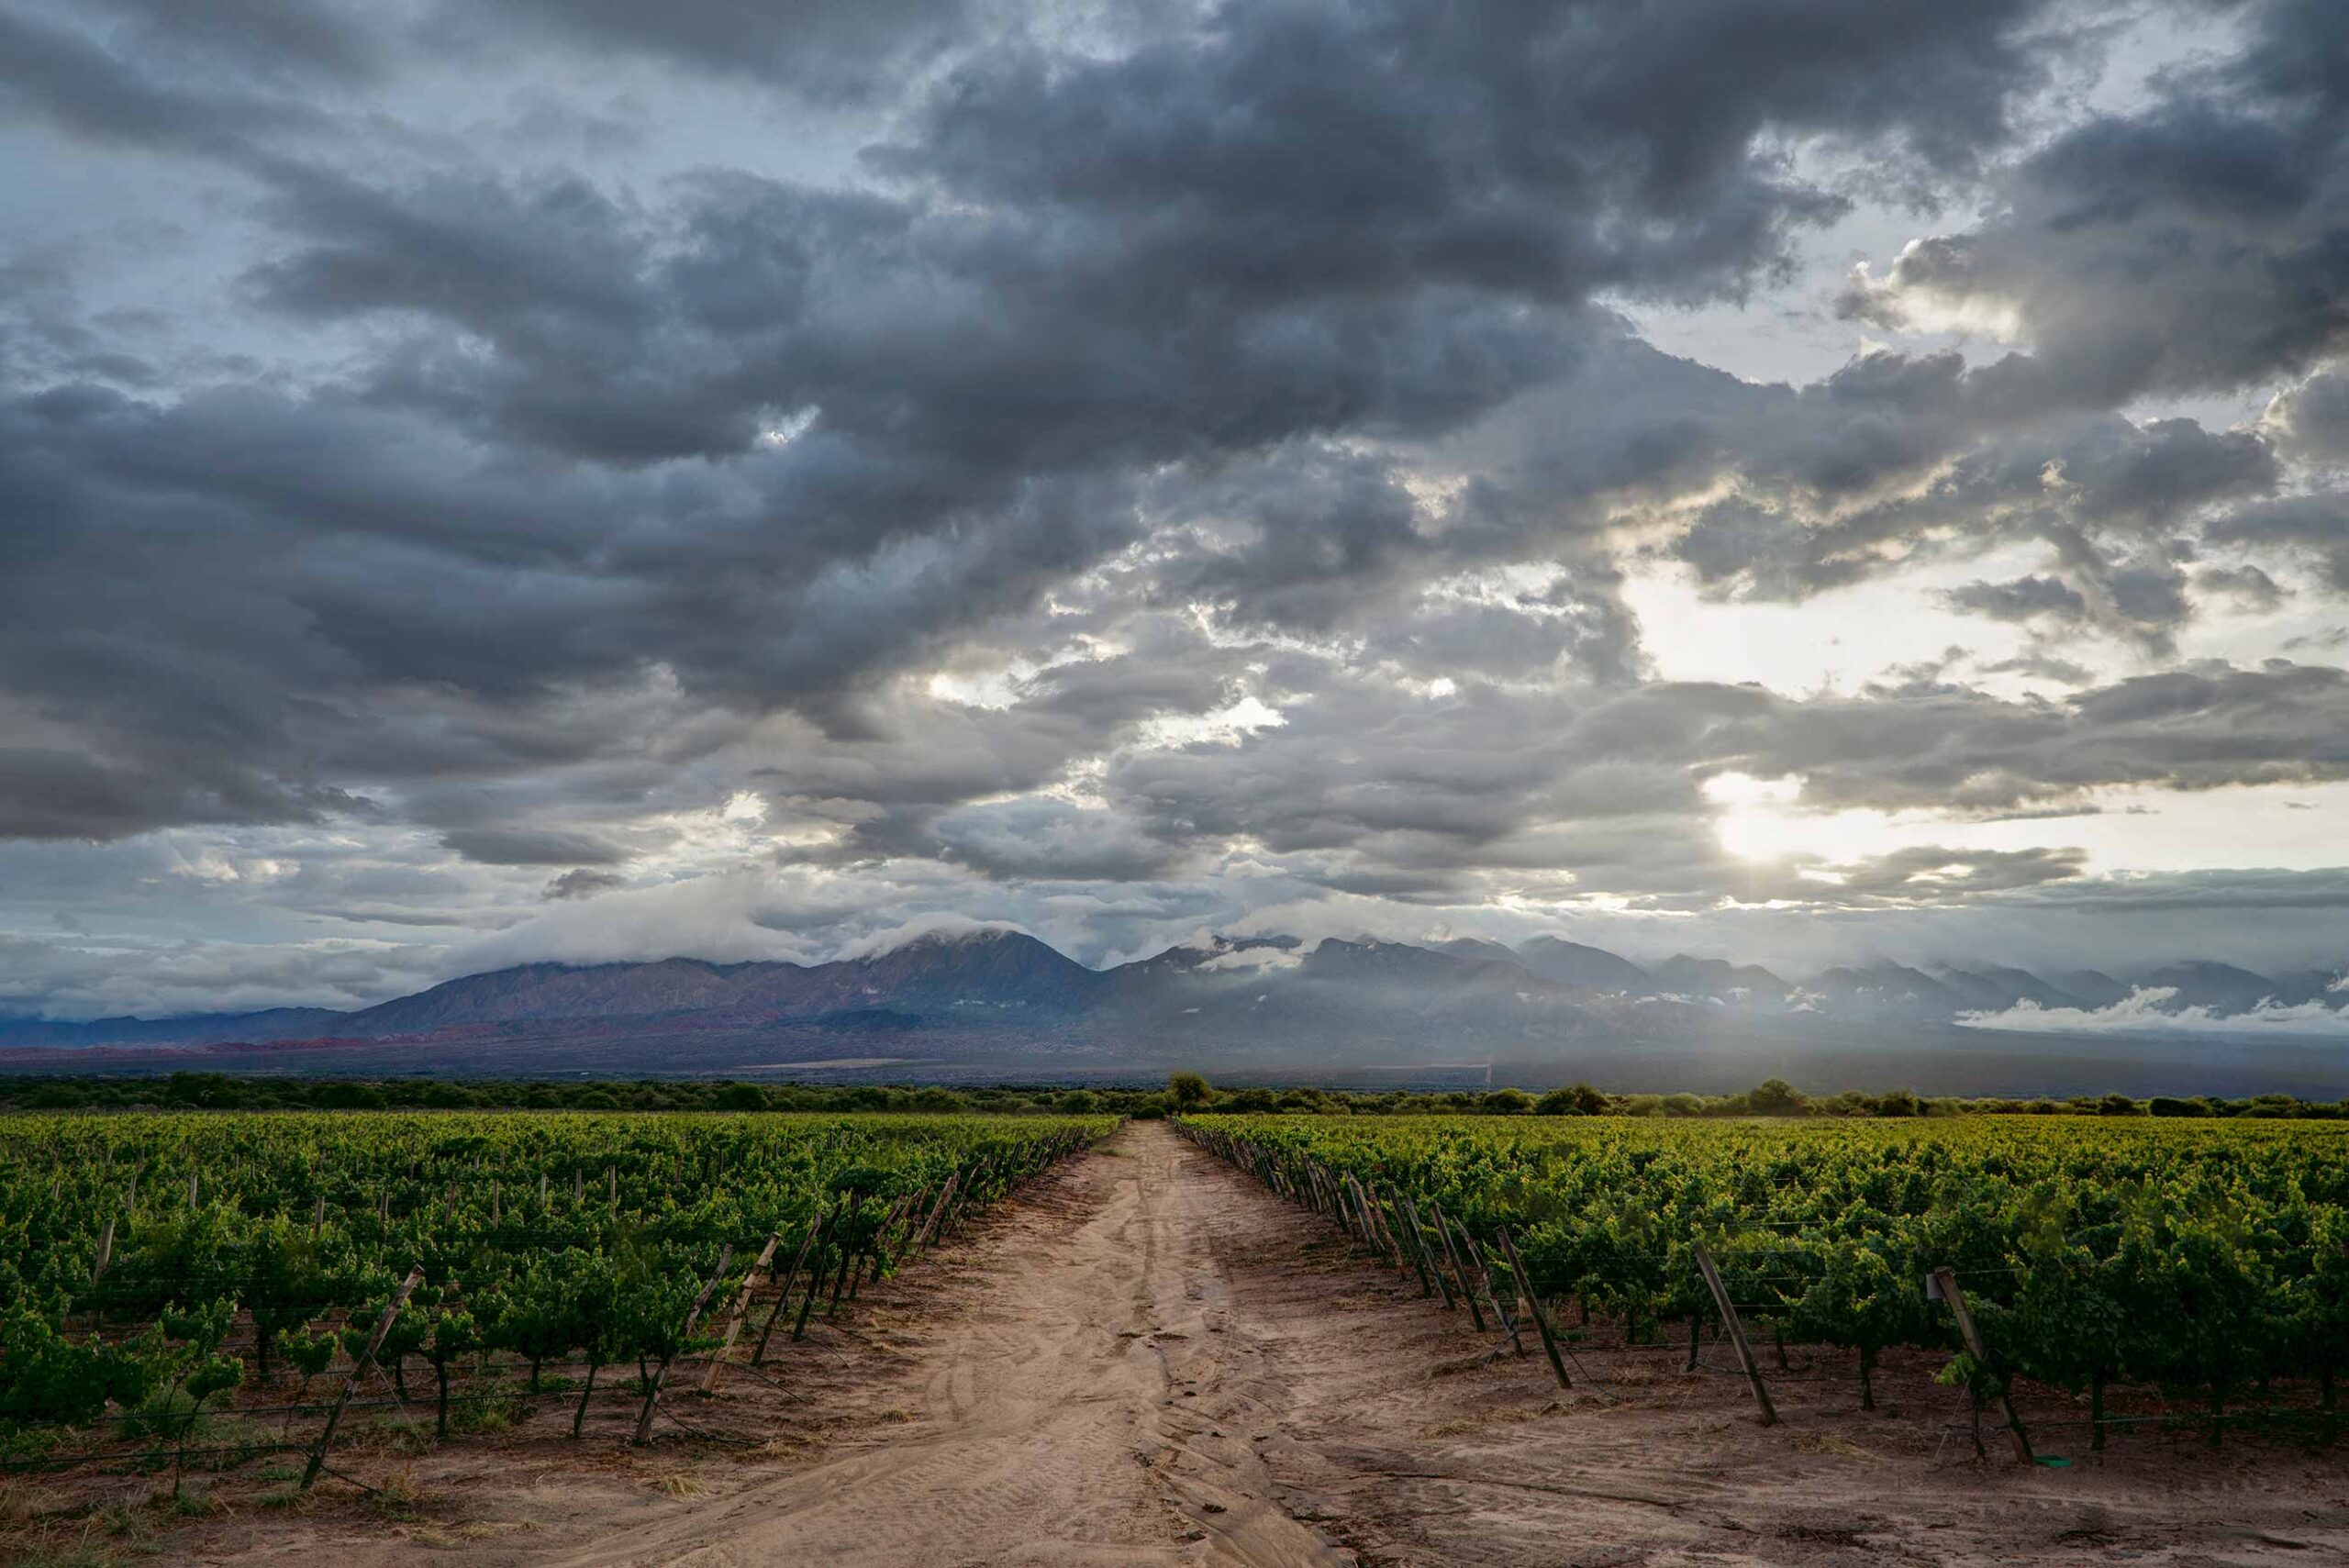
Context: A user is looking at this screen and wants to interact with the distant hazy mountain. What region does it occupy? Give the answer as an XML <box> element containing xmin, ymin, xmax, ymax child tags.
<box><xmin>1810</xmin><ymin>963</ymin><xmax>1963</xmax><ymax>1019</ymax></box>
<box><xmin>4</xmin><ymin>929</ymin><xmax>2341</xmax><ymax>1072</ymax></box>
<box><xmin>342</xmin><ymin>929</ymin><xmax>1105</xmax><ymax>1036</ymax></box>
<box><xmin>2054</xmin><ymin>969</ymin><xmax>2132</xmax><ymax>1008</ymax></box>
<box><xmin>1648</xmin><ymin>954</ymin><xmax>1792</xmax><ymax>1001</ymax></box>
<box><xmin>2135</xmin><ymin>961</ymin><xmax>2294</xmax><ymax>1014</ymax></box>
<box><xmin>1513</xmin><ymin>937</ymin><xmax>1651</xmax><ymax>991</ymax></box>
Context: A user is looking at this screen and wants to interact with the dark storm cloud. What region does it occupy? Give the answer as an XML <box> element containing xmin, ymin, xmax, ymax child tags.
<box><xmin>93</xmin><ymin>0</ymin><xmax>390</xmax><ymax>84</ymax></box>
<box><xmin>883</xmin><ymin>0</ymin><xmax>2056</xmax><ymax>307</ymax></box>
<box><xmin>0</xmin><ymin>746</ymin><xmax>364</xmax><ymax>841</ymax></box>
<box><xmin>476</xmin><ymin>0</ymin><xmax>976</xmax><ymax>101</ymax></box>
<box><xmin>1844</xmin><ymin>0</ymin><xmax>2349</xmax><ymax>407</ymax></box>
<box><xmin>4</xmin><ymin>0</ymin><xmax>2083</xmax><ymax>849</ymax></box>
<box><xmin>439</xmin><ymin>828</ymin><xmax>629</xmax><ymax>867</ymax></box>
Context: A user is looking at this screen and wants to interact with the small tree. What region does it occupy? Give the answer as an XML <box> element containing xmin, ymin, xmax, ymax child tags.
<box><xmin>1749</xmin><ymin>1078</ymin><xmax>1807</xmax><ymax>1116</ymax></box>
<box><xmin>1166</xmin><ymin>1073</ymin><xmax>1213</xmax><ymax>1109</ymax></box>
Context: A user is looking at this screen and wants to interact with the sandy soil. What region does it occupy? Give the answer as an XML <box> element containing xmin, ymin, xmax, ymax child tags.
<box><xmin>19</xmin><ymin>1121</ymin><xmax>2346</xmax><ymax>1567</ymax></box>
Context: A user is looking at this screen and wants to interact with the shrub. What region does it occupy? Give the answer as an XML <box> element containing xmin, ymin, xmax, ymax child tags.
<box><xmin>1534</xmin><ymin>1083</ymin><xmax>1609</xmax><ymax>1116</ymax></box>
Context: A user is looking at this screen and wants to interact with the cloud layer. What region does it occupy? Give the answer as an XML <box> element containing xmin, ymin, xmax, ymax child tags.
<box><xmin>4</xmin><ymin>0</ymin><xmax>2348</xmax><ymax>1017</ymax></box>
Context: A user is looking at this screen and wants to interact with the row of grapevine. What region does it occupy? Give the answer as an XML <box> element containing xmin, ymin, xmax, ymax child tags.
<box><xmin>0</xmin><ymin>1111</ymin><xmax>1116</xmax><ymax>1471</ymax></box>
<box><xmin>1177</xmin><ymin>1114</ymin><xmax>2349</xmax><ymax>1448</ymax></box>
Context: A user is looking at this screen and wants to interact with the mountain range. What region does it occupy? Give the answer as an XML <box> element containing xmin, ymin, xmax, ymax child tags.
<box><xmin>4</xmin><ymin>929</ymin><xmax>2344</xmax><ymax>1099</ymax></box>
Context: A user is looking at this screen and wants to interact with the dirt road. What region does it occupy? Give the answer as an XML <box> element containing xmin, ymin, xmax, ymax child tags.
<box><xmin>545</xmin><ymin>1121</ymin><xmax>1351</xmax><ymax>1568</ymax></box>
<box><xmin>176</xmin><ymin>1120</ymin><xmax>2346</xmax><ymax>1568</ymax></box>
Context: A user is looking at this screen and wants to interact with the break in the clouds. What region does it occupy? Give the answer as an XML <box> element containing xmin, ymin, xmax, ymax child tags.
<box><xmin>3</xmin><ymin>0</ymin><xmax>2347</xmax><ymax>1018</ymax></box>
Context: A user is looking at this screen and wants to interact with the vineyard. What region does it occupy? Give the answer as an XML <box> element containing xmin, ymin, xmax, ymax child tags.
<box><xmin>0</xmin><ymin>1110</ymin><xmax>1114</xmax><ymax>1485</ymax></box>
<box><xmin>1177</xmin><ymin>1113</ymin><xmax>2349</xmax><ymax>1452</ymax></box>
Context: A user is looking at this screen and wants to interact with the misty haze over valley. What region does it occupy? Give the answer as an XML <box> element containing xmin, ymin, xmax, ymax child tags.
<box><xmin>8</xmin><ymin>925</ymin><xmax>2343</xmax><ymax>1097</ymax></box>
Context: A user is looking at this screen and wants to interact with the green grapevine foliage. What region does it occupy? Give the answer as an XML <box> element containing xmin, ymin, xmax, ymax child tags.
<box><xmin>1182</xmin><ymin>1113</ymin><xmax>2349</xmax><ymax>1432</ymax></box>
<box><xmin>0</xmin><ymin>1110</ymin><xmax>1111</xmax><ymax>1451</ymax></box>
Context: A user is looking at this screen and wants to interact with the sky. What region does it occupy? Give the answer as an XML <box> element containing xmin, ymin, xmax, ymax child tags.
<box><xmin>2</xmin><ymin>0</ymin><xmax>2347</xmax><ymax>1020</ymax></box>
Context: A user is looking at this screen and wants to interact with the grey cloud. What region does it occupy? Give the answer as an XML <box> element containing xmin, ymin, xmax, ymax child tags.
<box><xmin>2194</xmin><ymin>562</ymin><xmax>2290</xmax><ymax>609</ymax></box>
<box><xmin>929</xmin><ymin>797</ymin><xmax>1185</xmax><ymax>883</ymax></box>
<box><xmin>1945</xmin><ymin>574</ymin><xmax>2088</xmax><ymax>622</ymax></box>
<box><xmin>0</xmin><ymin>930</ymin><xmax>447</xmax><ymax>1020</ymax></box>
<box><xmin>0</xmin><ymin>745</ymin><xmax>366</xmax><ymax>841</ymax></box>
<box><xmin>440</xmin><ymin>827</ymin><xmax>630</xmax><ymax>867</ymax></box>
<box><xmin>543</xmin><ymin>867</ymin><xmax>625</xmax><ymax>901</ymax></box>
<box><xmin>1826</xmin><ymin>844</ymin><xmax>2087</xmax><ymax>898</ymax></box>
<box><xmin>1844</xmin><ymin>0</ymin><xmax>2349</xmax><ymax>408</ymax></box>
<box><xmin>2269</xmin><ymin>364</ymin><xmax>2349</xmax><ymax>461</ymax></box>
<box><xmin>2207</xmin><ymin>494</ymin><xmax>2349</xmax><ymax>593</ymax></box>
<box><xmin>474</xmin><ymin>0</ymin><xmax>976</xmax><ymax>101</ymax></box>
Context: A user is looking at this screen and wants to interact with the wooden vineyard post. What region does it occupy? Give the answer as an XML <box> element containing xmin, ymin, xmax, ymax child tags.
<box><xmin>1406</xmin><ymin>1200</ymin><xmax>1456</xmax><ymax>1308</ymax></box>
<box><xmin>918</xmin><ymin>1173</ymin><xmax>963</xmax><ymax>1249</ymax></box>
<box><xmin>790</xmin><ymin>1227</ymin><xmax>834</xmax><ymax>1343</ymax></box>
<box><xmin>753</xmin><ymin>1208</ymin><xmax>828</xmax><ymax>1365</ymax></box>
<box><xmin>1691</xmin><ymin>1240</ymin><xmax>1776</xmax><ymax>1427</ymax></box>
<box><xmin>1452</xmin><ymin>1215</ymin><xmax>1522</xmax><ymax>1356</ymax></box>
<box><xmin>1347</xmin><ymin>1175</ymin><xmax>1392</xmax><ymax>1265</ymax></box>
<box><xmin>1368</xmin><ymin>1179</ymin><xmax>1400</xmax><ymax>1264</ymax></box>
<box><xmin>825</xmin><ymin>1229</ymin><xmax>860</xmax><ymax>1318</ymax></box>
<box><xmin>1496</xmin><ymin>1225</ymin><xmax>1571</xmax><ymax>1390</ymax></box>
<box><xmin>1428</xmin><ymin>1204</ymin><xmax>1486</xmax><ymax>1332</ymax></box>
<box><xmin>634</xmin><ymin>1248</ymin><xmax>732</xmax><ymax>1445</ymax></box>
<box><xmin>92</xmin><ymin>1218</ymin><xmax>114</xmax><ymax>1283</ymax></box>
<box><xmin>607</xmin><ymin>1166</ymin><xmax>618</xmax><ymax>1215</ymax></box>
<box><xmin>303</xmin><ymin>1265</ymin><xmax>424</xmax><ymax>1489</ymax></box>
<box><xmin>681</xmin><ymin>1243</ymin><xmax>735</xmax><ymax>1338</ymax></box>
<box><xmin>1383</xmin><ymin>1186</ymin><xmax>1434</xmax><ymax>1296</ymax></box>
<box><xmin>311</xmin><ymin>1195</ymin><xmax>326</xmax><ymax>1237</ymax></box>
<box><xmin>1929</xmin><ymin>1266</ymin><xmax>2032</xmax><ymax>1463</ymax></box>
<box><xmin>867</xmin><ymin>1194</ymin><xmax>915</xmax><ymax>1282</ymax></box>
